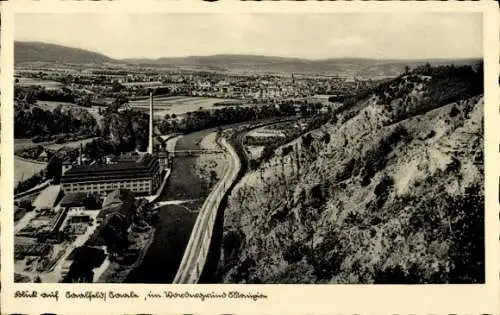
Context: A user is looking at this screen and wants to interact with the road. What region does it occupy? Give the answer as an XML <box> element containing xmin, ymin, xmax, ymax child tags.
<box><xmin>173</xmin><ymin>137</ymin><xmax>241</xmax><ymax>283</ymax></box>
<box><xmin>173</xmin><ymin>117</ymin><xmax>299</xmax><ymax>283</ymax></box>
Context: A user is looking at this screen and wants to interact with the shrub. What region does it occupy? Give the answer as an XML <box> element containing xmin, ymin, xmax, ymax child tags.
<box><xmin>306</xmin><ymin>229</ymin><xmax>346</xmax><ymax>280</ymax></box>
<box><xmin>284</xmin><ymin>242</ymin><xmax>306</xmax><ymax>263</ymax></box>
<box><xmin>374</xmin><ymin>175</ymin><xmax>394</xmax><ymax>197</ymax></box>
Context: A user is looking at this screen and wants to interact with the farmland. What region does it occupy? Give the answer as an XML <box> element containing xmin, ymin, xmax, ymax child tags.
<box><xmin>15</xmin><ymin>77</ymin><xmax>63</xmax><ymax>89</ymax></box>
<box><xmin>15</xmin><ymin>137</ymin><xmax>98</xmax><ymax>153</ymax></box>
<box><xmin>128</xmin><ymin>96</ymin><xmax>241</xmax><ymax>118</ymax></box>
<box><xmin>247</xmin><ymin>126</ymin><xmax>286</xmax><ymax>138</ymax></box>
<box><xmin>14</xmin><ymin>157</ymin><xmax>47</xmax><ymax>185</ymax></box>
<box><xmin>44</xmin><ymin>137</ymin><xmax>98</xmax><ymax>151</ymax></box>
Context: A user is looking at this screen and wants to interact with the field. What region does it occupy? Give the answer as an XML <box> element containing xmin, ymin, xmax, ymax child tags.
<box><xmin>16</xmin><ymin>77</ymin><xmax>63</xmax><ymax>89</ymax></box>
<box><xmin>14</xmin><ymin>139</ymin><xmax>44</xmax><ymax>152</ymax></box>
<box><xmin>128</xmin><ymin>96</ymin><xmax>240</xmax><ymax>118</ymax></box>
<box><xmin>247</xmin><ymin>126</ymin><xmax>286</xmax><ymax>138</ymax></box>
<box><xmin>15</xmin><ymin>137</ymin><xmax>98</xmax><ymax>153</ymax></box>
<box><xmin>14</xmin><ymin>157</ymin><xmax>47</xmax><ymax>184</ymax></box>
<box><xmin>44</xmin><ymin>137</ymin><xmax>98</xmax><ymax>151</ymax></box>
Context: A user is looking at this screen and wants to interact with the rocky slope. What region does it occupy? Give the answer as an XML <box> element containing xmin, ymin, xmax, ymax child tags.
<box><xmin>219</xmin><ymin>65</ymin><xmax>484</xmax><ymax>284</ymax></box>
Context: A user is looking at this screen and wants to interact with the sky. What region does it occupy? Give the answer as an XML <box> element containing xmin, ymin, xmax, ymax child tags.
<box><xmin>15</xmin><ymin>13</ymin><xmax>483</xmax><ymax>60</ymax></box>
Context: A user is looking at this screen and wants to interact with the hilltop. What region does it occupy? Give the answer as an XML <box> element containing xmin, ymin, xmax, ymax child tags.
<box><xmin>219</xmin><ymin>63</ymin><xmax>484</xmax><ymax>284</ymax></box>
<box><xmin>15</xmin><ymin>42</ymin><xmax>118</xmax><ymax>65</ymax></box>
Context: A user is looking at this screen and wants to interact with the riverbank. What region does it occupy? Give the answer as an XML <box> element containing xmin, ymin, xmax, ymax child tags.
<box><xmin>125</xmin><ymin>204</ymin><xmax>198</xmax><ymax>283</ymax></box>
<box><xmin>95</xmin><ymin>226</ymin><xmax>155</xmax><ymax>283</ymax></box>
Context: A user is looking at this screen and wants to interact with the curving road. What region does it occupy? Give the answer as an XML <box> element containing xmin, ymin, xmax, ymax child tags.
<box><xmin>173</xmin><ymin>117</ymin><xmax>299</xmax><ymax>283</ymax></box>
<box><xmin>173</xmin><ymin>137</ymin><xmax>241</xmax><ymax>283</ymax></box>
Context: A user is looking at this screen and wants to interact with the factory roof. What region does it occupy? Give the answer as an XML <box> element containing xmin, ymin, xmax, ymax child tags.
<box><xmin>61</xmin><ymin>153</ymin><xmax>159</xmax><ymax>183</ymax></box>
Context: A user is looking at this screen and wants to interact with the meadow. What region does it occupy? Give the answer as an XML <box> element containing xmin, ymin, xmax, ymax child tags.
<box><xmin>14</xmin><ymin>157</ymin><xmax>46</xmax><ymax>185</ymax></box>
<box><xmin>16</xmin><ymin>77</ymin><xmax>63</xmax><ymax>89</ymax></box>
<box><xmin>128</xmin><ymin>96</ymin><xmax>240</xmax><ymax>118</ymax></box>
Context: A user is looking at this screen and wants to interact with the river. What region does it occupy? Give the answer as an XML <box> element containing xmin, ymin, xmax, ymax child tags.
<box><xmin>125</xmin><ymin>129</ymin><xmax>214</xmax><ymax>283</ymax></box>
<box><xmin>125</xmin><ymin>203</ymin><xmax>197</xmax><ymax>283</ymax></box>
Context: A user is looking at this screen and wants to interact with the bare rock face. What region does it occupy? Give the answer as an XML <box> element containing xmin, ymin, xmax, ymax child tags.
<box><xmin>219</xmin><ymin>66</ymin><xmax>484</xmax><ymax>284</ymax></box>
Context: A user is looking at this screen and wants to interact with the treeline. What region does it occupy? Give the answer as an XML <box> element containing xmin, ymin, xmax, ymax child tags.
<box><xmin>81</xmin><ymin>137</ymin><xmax>128</xmax><ymax>162</ymax></box>
<box><xmin>328</xmin><ymin>80</ymin><xmax>388</xmax><ymax>109</ymax></box>
<box><xmin>327</xmin><ymin>63</ymin><xmax>483</xmax><ymax>124</ymax></box>
<box><xmin>375</xmin><ymin>63</ymin><xmax>483</xmax><ymax>122</ymax></box>
<box><xmin>15</xmin><ymin>86</ymin><xmax>76</xmax><ymax>104</ymax></box>
<box><xmin>213</xmin><ymin>101</ymin><xmax>244</xmax><ymax>107</ymax></box>
<box><xmin>100</xmin><ymin>107</ymin><xmax>150</xmax><ymax>153</ymax></box>
<box><xmin>159</xmin><ymin>103</ymin><xmax>297</xmax><ymax>134</ymax></box>
<box><xmin>248</xmin><ymin>114</ymin><xmax>332</xmax><ymax>169</ymax></box>
<box><xmin>14</xmin><ymin>104</ymin><xmax>99</xmax><ymax>139</ymax></box>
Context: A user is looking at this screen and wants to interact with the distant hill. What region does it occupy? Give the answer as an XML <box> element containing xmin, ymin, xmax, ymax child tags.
<box><xmin>124</xmin><ymin>55</ymin><xmax>482</xmax><ymax>78</ymax></box>
<box><xmin>15</xmin><ymin>41</ymin><xmax>118</xmax><ymax>65</ymax></box>
<box><xmin>15</xmin><ymin>41</ymin><xmax>481</xmax><ymax>78</ymax></box>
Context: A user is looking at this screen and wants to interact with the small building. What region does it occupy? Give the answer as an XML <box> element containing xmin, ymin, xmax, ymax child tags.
<box><xmin>59</xmin><ymin>192</ymin><xmax>87</xmax><ymax>212</ymax></box>
<box><xmin>67</xmin><ymin>215</ymin><xmax>91</xmax><ymax>224</ymax></box>
<box><xmin>14</xmin><ymin>243</ymin><xmax>53</xmax><ymax>259</ymax></box>
<box><xmin>39</xmin><ymin>150</ymin><xmax>48</xmax><ymax>162</ymax></box>
<box><xmin>98</xmin><ymin>189</ymin><xmax>136</xmax><ymax>227</ymax></box>
<box><xmin>102</xmin><ymin>189</ymin><xmax>127</xmax><ymax>209</ymax></box>
<box><xmin>62</xmin><ymin>161</ymin><xmax>72</xmax><ymax>175</ymax></box>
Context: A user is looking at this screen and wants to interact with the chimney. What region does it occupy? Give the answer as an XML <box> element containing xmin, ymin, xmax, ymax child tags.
<box><xmin>147</xmin><ymin>90</ymin><xmax>154</xmax><ymax>154</ymax></box>
<box><xmin>79</xmin><ymin>142</ymin><xmax>83</xmax><ymax>165</ymax></box>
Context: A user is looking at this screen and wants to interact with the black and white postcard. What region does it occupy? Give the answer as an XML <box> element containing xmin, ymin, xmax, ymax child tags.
<box><xmin>1</xmin><ymin>1</ymin><xmax>498</xmax><ymax>314</ymax></box>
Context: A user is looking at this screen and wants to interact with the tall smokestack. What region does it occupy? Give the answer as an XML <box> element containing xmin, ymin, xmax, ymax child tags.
<box><xmin>79</xmin><ymin>141</ymin><xmax>83</xmax><ymax>165</ymax></box>
<box><xmin>147</xmin><ymin>90</ymin><xmax>154</xmax><ymax>154</ymax></box>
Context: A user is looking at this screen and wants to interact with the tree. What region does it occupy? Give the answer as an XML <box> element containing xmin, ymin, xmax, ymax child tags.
<box><xmin>47</xmin><ymin>155</ymin><xmax>63</xmax><ymax>183</ymax></box>
<box><xmin>209</xmin><ymin>170</ymin><xmax>218</xmax><ymax>187</ymax></box>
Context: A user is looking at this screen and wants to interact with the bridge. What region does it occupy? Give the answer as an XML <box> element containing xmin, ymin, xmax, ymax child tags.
<box><xmin>167</xmin><ymin>149</ymin><xmax>224</xmax><ymax>157</ymax></box>
<box><xmin>152</xmin><ymin>199</ymin><xmax>198</xmax><ymax>209</ymax></box>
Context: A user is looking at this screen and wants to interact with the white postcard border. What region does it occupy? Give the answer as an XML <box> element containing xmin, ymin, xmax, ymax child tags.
<box><xmin>1</xmin><ymin>2</ymin><xmax>498</xmax><ymax>314</ymax></box>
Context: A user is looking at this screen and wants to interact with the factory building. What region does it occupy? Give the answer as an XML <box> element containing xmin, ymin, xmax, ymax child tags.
<box><xmin>61</xmin><ymin>153</ymin><xmax>161</xmax><ymax>195</ymax></box>
<box><xmin>61</xmin><ymin>91</ymin><xmax>165</xmax><ymax>196</ymax></box>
